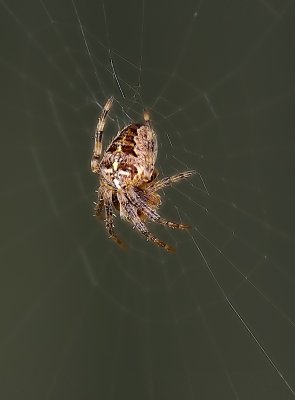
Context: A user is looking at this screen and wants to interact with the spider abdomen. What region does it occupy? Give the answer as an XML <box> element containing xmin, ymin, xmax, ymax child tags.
<box><xmin>100</xmin><ymin>123</ymin><xmax>157</xmax><ymax>189</ymax></box>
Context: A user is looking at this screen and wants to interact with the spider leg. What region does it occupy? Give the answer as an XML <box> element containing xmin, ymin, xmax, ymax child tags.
<box><xmin>118</xmin><ymin>191</ymin><xmax>175</xmax><ymax>252</ymax></box>
<box><xmin>104</xmin><ymin>190</ymin><xmax>126</xmax><ymax>249</ymax></box>
<box><xmin>143</xmin><ymin>108</ymin><xmax>152</xmax><ymax>129</ymax></box>
<box><xmin>147</xmin><ymin>170</ymin><xmax>196</xmax><ymax>192</ymax></box>
<box><xmin>91</xmin><ymin>96</ymin><xmax>114</xmax><ymax>173</ymax></box>
<box><xmin>127</xmin><ymin>188</ymin><xmax>190</xmax><ymax>230</ymax></box>
<box><xmin>93</xmin><ymin>189</ymin><xmax>104</xmax><ymax>219</ymax></box>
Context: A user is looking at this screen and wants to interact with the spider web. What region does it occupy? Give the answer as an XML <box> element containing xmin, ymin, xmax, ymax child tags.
<box><xmin>0</xmin><ymin>0</ymin><xmax>295</xmax><ymax>399</ymax></box>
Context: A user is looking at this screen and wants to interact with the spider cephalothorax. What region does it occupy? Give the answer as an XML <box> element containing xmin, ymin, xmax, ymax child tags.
<box><xmin>91</xmin><ymin>97</ymin><xmax>195</xmax><ymax>252</ymax></box>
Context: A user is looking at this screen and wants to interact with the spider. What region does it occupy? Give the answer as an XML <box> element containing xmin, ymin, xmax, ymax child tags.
<box><xmin>91</xmin><ymin>97</ymin><xmax>196</xmax><ymax>252</ymax></box>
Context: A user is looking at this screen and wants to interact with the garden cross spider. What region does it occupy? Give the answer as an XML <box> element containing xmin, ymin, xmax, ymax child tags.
<box><xmin>91</xmin><ymin>97</ymin><xmax>196</xmax><ymax>252</ymax></box>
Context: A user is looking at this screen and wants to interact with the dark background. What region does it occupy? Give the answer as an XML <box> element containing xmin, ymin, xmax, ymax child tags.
<box><xmin>0</xmin><ymin>0</ymin><xmax>295</xmax><ymax>399</ymax></box>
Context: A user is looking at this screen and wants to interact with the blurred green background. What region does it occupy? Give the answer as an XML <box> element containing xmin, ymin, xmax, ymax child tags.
<box><xmin>0</xmin><ymin>0</ymin><xmax>295</xmax><ymax>399</ymax></box>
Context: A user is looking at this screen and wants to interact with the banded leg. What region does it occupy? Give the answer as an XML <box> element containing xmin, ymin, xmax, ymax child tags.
<box><xmin>143</xmin><ymin>108</ymin><xmax>158</xmax><ymax>159</ymax></box>
<box><xmin>127</xmin><ymin>188</ymin><xmax>190</xmax><ymax>229</ymax></box>
<box><xmin>118</xmin><ymin>191</ymin><xmax>175</xmax><ymax>252</ymax></box>
<box><xmin>93</xmin><ymin>189</ymin><xmax>104</xmax><ymax>219</ymax></box>
<box><xmin>91</xmin><ymin>96</ymin><xmax>114</xmax><ymax>173</ymax></box>
<box><xmin>148</xmin><ymin>170</ymin><xmax>196</xmax><ymax>192</ymax></box>
<box><xmin>104</xmin><ymin>191</ymin><xmax>125</xmax><ymax>249</ymax></box>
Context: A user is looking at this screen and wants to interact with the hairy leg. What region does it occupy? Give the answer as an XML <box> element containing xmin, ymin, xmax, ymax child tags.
<box><xmin>127</xmin><ymin>188</ymin><xmax>190</xmax><ymax>229</ymax></box>
<box><xmin>117</xmin><ymin>191</ymin><xmax>175</xmax><ymax>252</ymax></box>
<box><xmin>147</xmin><ymin>170</ymin><xmax>196</xmax><ymax>192</ymax></box>
<box><xmin>91</xmin><ymin>96</ymin><xmax>114</xmax><ymax>173</ymax></box>
<box><xmin>103</xmin><ymin>189</ymin><xmax>125</xmax><ymax>249</ymax></box>
<box><xmin>93</xmin><ymin>188</ymin><xmax>104</xmax><ymax>219</ymax></box>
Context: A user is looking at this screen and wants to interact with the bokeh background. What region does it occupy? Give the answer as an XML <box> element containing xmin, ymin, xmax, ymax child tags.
<box><xmin>1</xmin><ymin>0</ymin><xmax>295</xmax><ymax>399</ymax></box>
